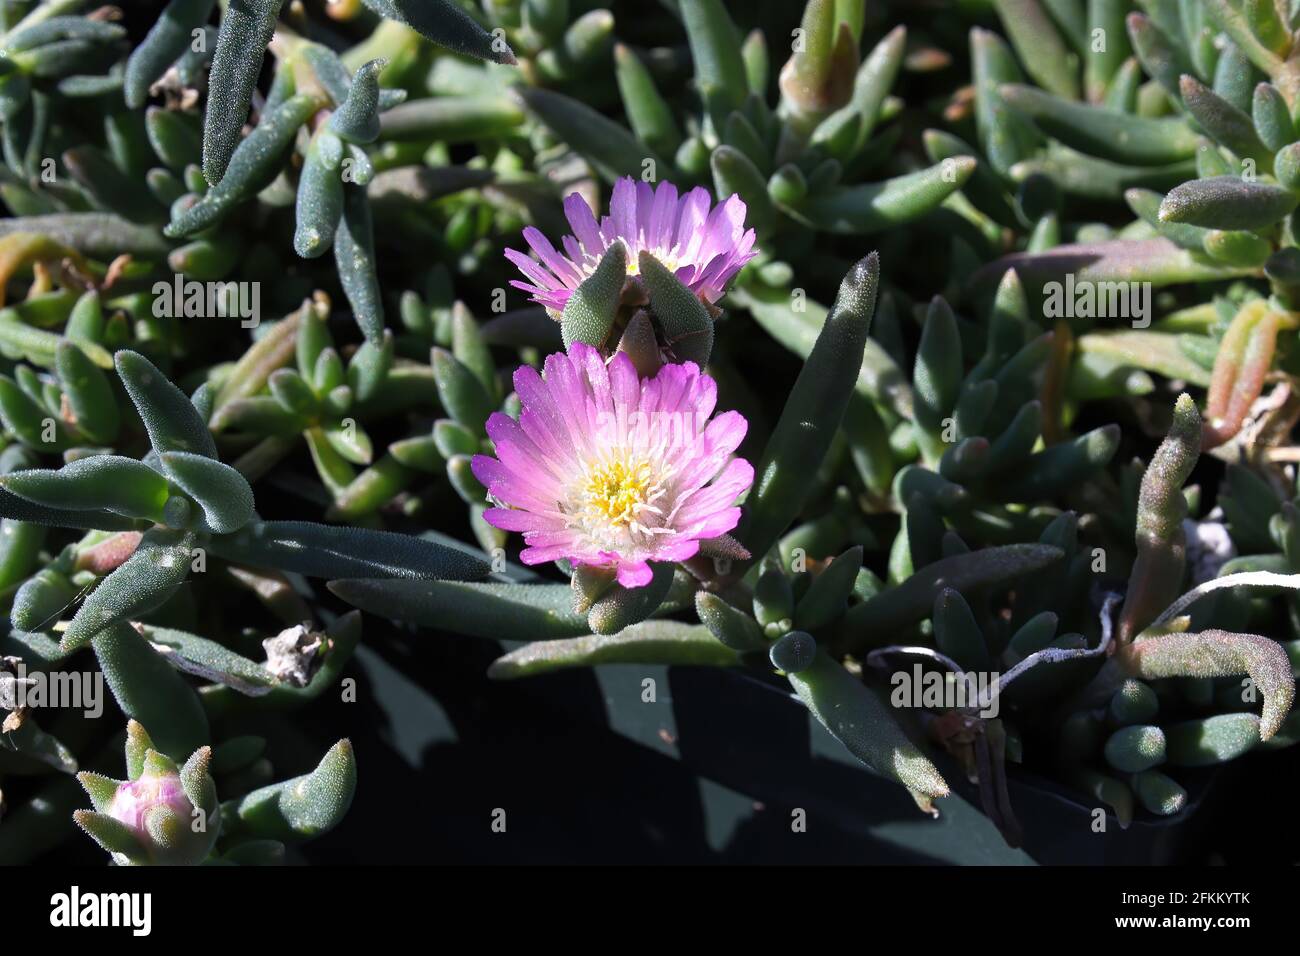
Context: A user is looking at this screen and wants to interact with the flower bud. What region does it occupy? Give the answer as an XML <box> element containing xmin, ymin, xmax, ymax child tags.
<box><xmin>75</xmin><ymin>722</ymin><xmax>219</xmax><ymax>865</ymax></box>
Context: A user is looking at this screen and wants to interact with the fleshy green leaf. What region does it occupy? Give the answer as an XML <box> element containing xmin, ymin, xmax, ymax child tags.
<box><xmin>1122</xmin><ymin>629</ymin><xmax>1295</xmax><ymax>739</ymax></box>
<box><xmin>202</xmin><ymin>0</ymin><xmax>286</xmax><ymax>185</ymax></box>
<box><xmin>62</xmin><ymin>531</ymin><xmax>196</xmax><ymax>652</ymax></box>
<box><xmin>212</xmin><ymin>521</ymin><xmax>490</xmax><ymax>580</ymax></box>
<box><xmin>329</xmin><ymin>578</ymin><xmax>585</xmax><ymax>637</ymax></box>
<box><xmin>561</xmin><ymin>243</ymin><xmax>626</xmax><ymax>349</ymax></box>
<box><xmin>116</xmin><ymin>350</ymin><xmax>219</xmax><ymax>458</ymax></box>
<box><xmin>788</xmin><ymin>651</ymin><xmax>949</xmax><ymax>797</ymax></box>
<box><xmin>487</xmin><ymin>620</ymin><xmax>738</xmax><ymax>678</ymax></box>
<box><xmin>360</xmin><ymin>0</ymin><xmax>515</xmax><ymax>65</ymax></box>
<box><xmin>225</xmin><ymin>739</ymin><xmax>356</xmax><ymax>842</ymax></box>
<box><xmin>0</xmin><ymin>456</ymin><xmax>170</xmax><ymax>522</ymax></box>
<box><xmin>739</xmin><ymin>253</ymin><xmax>880</xmax><ymax>565</ymax></box>
<box><xmin>92</xmin><ymin>622</ymin><xmax>210</xmax><ymax>759</ymax></box>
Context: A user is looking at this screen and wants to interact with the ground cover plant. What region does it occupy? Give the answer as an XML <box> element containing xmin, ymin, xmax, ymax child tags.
<box><xmin>0</xmin><ymin>0</ymin><xmax>1297</xmax><ymax>865</ymax></box>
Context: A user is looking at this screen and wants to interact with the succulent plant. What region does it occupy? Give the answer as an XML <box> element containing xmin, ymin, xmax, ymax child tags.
<box><xmin>75</xmin><ymin>720</ymin><xmax>222</xmax><ymax>866</ymax></box>
<box><xmin>1</xmin><ymin>0</ymin><xmax>1298</xmax><ymax>867</ymax></box>
<box><xmin>74</xmin><ymin>719</ymin><xmax>354</xmax><ymax>865</ymax></box>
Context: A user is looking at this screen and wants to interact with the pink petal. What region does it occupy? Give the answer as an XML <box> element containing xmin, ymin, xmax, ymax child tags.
<box><xmin>673</xmin><ymin>188</ymin><xmax>712</xmax><ymax>260</ymax></box>
<box><xmin>634</xmin><ymin>179</ymin><xmax>656</xmax><ymax>246</ymax></box>
<box><xmin>563</xmin><ymin>192</ymin><xmax>605</xmax><ymax>256</ymax></box>
<box><xmin>520</xmin><ymin>543</ymin><xmax>578</xmax><ymax>565</ymax></box>
<box><xmin>607</xmin><ymin>351</ymin><xmax>640</xmax><ymax>410</ymax></box>
<box><xmin>523</xmin><ymin>226</ymin><xmax>583</xmax><ymax>287</ymax></box>
<box><xmin>674</xmin><ymin>458</ymin><xmax>755</xmax><ymax>526</ymax></box>
<box><xmin>482</xmin><ymin>507</ymin><xmax>565</xmax><ymax>533</ymax></box>
<box><xmin>649</xmin><ymin>180</ymin><xmax>679</xmax><ymax>250</ymax></box>
<box><xmin>471</xmin><ymin>456</ymin><xmax>556</xmax><ymax>513</ymax></box>
<box><xmin>616</xmin><ymin>560</ymin><xmax>654</xmax><ymax>588</ymax></box>
<box><xmin>610</xmin><ymin>178</ymin><xmax>637</xmax><ymax>247</ymax></box>
<box><xmin>649</xmin><ymin>537</ymin><xmax>701</xmax><ymax>563</ymax></box>
<box><xmin>684</xmin><ymin>506</ymin><xmax>742</xmax><ymax>541</ymax></box>
<box><xmin>504</xmin><ymin>248</ymin><xmax>561</xmax><ymax>290</ymax></box>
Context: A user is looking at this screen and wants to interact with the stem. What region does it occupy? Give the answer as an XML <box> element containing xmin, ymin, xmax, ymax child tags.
<box><xmin>231</xmin><ymin>435</ymin><xmax>297</xmax><ymax>482</ymax></box>
<box><xmin>1152</xmin><ymin>570</ymin><xmax>1300</xmax><ymax>627</ymax></box>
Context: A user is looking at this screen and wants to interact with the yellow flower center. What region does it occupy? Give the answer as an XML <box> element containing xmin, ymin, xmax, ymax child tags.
<box><xmin>601</xmin><ymin>240</ymin><xmax>677</xmax><ymax>278</ymax></box>
<box><xmin>626</xmin><ymin>255</ymin><xmax>679</xmax><ymax>277</ymax></box>
<box><xmin>581</xmin><ymin>459</ymin><xmax>654</xmax><ymax>527</ymax></box>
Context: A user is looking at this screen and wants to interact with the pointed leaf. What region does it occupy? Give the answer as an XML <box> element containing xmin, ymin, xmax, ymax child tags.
<box><xmin>784</xmin><ymin>160</ymin><xmax>975</xmax><ymax>233</ymax></box>
<box><xmin>93</xmin><ymin>623</ymin><xmax>210</xmax><ymax>760</ymax></box>
<box><xmin>170</xmin><ymin>94</ymin><xmax>318</xmax><ymax>237</ymax></box>
<box><xmin>0</xmin><ymin>456</ymin><xmax>170</xmax><ymax>522</ymax></box>
<box><xmin>293</xmin><ymin>128</ymin><xmax>344</xmax><ymax>259</ymax></box>
<box><xmin>739</xmin><ymin>254</ymin><xmax>879</xmax><ymax>565</ymax></box>
<box><xmin>329</xmin><ymin>59</ymin><xmax>385</xmax><ymax>144</ymax></box>
<box><xmin>514</xmin><ymin>86</ymin><xmax>668</xmax><ymax>184</ymax></box>
<box><xmin>160</xmin><ymin>451</ymin><xmax>255</xmax><ymax>534</ymax></box>
<box><xmin>212</xmin><ymin>521</ymin><xmax>490</xmax><ymax>580</ymax></box>
<box><xmin>488</xmin><ymin>620</ymin><xmax>737</xmax><ymax>678</ymax></box>
<box><xmin>76</xmin><ymin>771</ymin><xmax>120</xmax><ymax>812</ymax></box>
<box><xmin>788</xmin><ymin>651</ymin><xmax>949</xmax><ymax>797</ymax></box>
<box><xmin>334</xmin><ymin>185</ymin><xmax>385</xmax><ymax>342</ymax></box>
<box><xmin>227</xmin><ymin>739</ymin><xmax>356</xmax><ymax>842</ymax></box>
<box><xmin>695</xmin><ymin>591</ymin><xmax>767</xmax><ymax>651</ymax></box>
<box><xmin>999</xmin><ymin>83</ymin><xmax>1197</xmax><ymax>164</ymax></box>
<box><xmin>841</xmin><ymin>544</ymin><xmax>1064</xmax><ymax>650</ymax></box>
<box><xmin>202</xmin><ymin>0</ymin><xmax>285</xmax><ymax>185</ymax></box>
<box><xmin>63</xmin><ymin>530</ymin><xmax>197</xmax><ymax>652</ymax></box>
<box><xmin>1159</xmin><ymin>176</ymin><xmax>1298</xmax><ymax>231</ymax></box>
<box><xmin>73</xmin><ymin>809</ymin><xmax>146</xmax><ymax>862</ymax></box>
<box><xmin>328</xmin><ymin>578</ymin><xmax>585</xmax><ymax>637</ymax></box>
<box><xmin>360</xmin><ymin>0</ymin><xmax>515</xmax><ymax>65</ymax></box>
<box><xmin>561</xmin><ymin>243</ymin><xmax>626</xmax><ymax>349</ymax></box>
<box><xmin>638</xmin><ymin>250</ymin><xmax>714</xmax><ymax>366</ymax></box>
<box><xmin>116</xmin><ymin>350</ymin><xmax>218</xmax><ymax>458</ymax></box>
<box><xmin>125</xmin><ymin>0</ymin><xmax>214</xmax><ymax>105</ymax></box>
<box><xmin>1122</xmin><ymin>629</ymin><xmax>1295</xmax><ymax>739</ymax></box>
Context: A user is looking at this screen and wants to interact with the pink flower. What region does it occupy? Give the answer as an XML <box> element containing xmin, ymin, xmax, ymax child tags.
<box><xmin>505</xmin><ymin>177</ymin><xmax>758</xmax><ymax>315</ymax></box>
<box><xmin>108</xmin><ymin>772</ymin><xmax>192</xmax><ymax>833</ymax></box>
<box><xmin>472</xmin><ymin>343</ymin><xmax>754</xmax><ymax>587</ymax></box>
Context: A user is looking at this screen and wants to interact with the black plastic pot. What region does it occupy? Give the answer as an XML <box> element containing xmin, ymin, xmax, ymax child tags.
<box><xmin>221</xmin><ymin>586</ymin><xmax>1246</xmax><ymax>864</ymax></box>
<box><xmin>502</xmin><ymin>657</ymin><xmax>1228</xmax><ymax>864</ymax></box>
<box><xmin>293</xmin><ymin>624</ymin><xmax>849</xmax><ymax>863</ymax></box>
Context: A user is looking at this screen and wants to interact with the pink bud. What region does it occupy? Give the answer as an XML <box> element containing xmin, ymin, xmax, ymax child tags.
<box><xmin>108</xmin><ymin>764</ymin><xmax>192</xmax><ymax>832</ymax></box>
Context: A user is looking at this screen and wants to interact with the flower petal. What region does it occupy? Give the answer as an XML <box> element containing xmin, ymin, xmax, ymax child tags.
<box><xmin>616</xmin><ymin>560</ymin><xmax>654</xmax><ymax>588</ymax></box>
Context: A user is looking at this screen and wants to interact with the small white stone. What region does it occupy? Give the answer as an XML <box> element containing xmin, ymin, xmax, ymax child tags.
<box><xmin>262</xmin><ymin>624</ymin><xmax>325</xmax><ymax>687</ymax></box>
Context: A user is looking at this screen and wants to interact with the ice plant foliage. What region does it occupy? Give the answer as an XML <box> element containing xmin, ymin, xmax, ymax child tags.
<box><xmin>472</xmin><ymin>343</ymin><xmax>753</xmax><ymax>587</ymax></box>
<box><xmin>505</xmin><ymin>177</ymin><xmax>759</xmax><ymax>314</ymax></box>
<box><xmin>7</xmin><ymin>0</ymin><xmax>1300</xmax><ymax>867</ymax></box>
<box><xmin>73</xmin><ymin>721</ymin><xmax>355</xmax><ymax>865</ymax></box>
